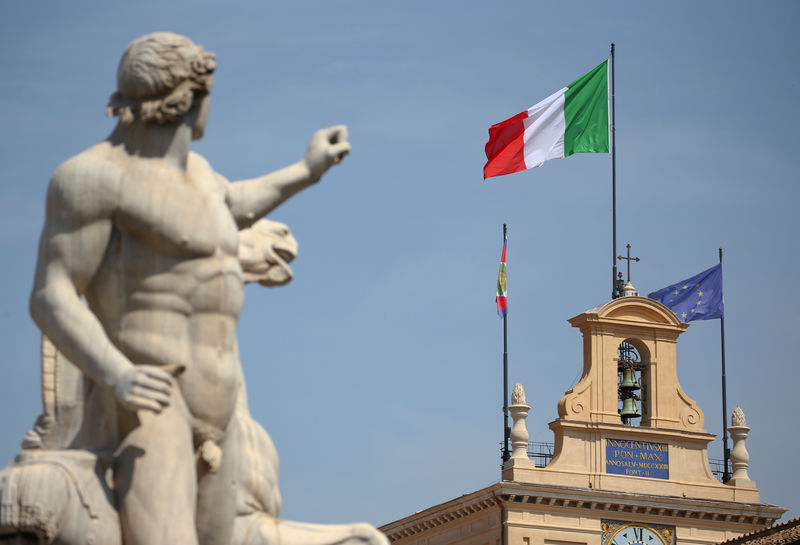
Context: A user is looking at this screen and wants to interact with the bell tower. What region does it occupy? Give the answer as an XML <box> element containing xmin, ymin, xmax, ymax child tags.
<box><xmin>561</xmin><ymin>295</ymin><xmax>697</xmax><ymax>428</ymax></box>
<box><xmin>502</xmin><ymin>290</ymin><xmax>756</xmax><ymax>501</ymax></box>
<box><xmin>561</xmin><ymin>293</ymin><xmax>703</xmax><ymax>431</ymax></box>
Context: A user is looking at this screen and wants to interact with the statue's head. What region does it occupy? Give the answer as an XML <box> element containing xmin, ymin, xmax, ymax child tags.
<box><xmin>106</xmin><ymin>32</ymin><xmax>216</xmax><ymax>129</ymax></box>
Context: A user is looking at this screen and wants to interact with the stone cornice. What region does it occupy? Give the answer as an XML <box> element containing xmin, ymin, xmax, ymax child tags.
<box><xmin>570</xmin><ymin>296</ymin><xmax>687</xmax><ymax>331</ymax></box>
<box><xmin>548</xmin><ymin>418</ymin><xmax>715</xmax><ymax>444</ymax></box>
<box><xmin>379</xmin><ymin>482</ymin><xmax>786</xmax><ymax>543</ymax></box>
<box><xmin>379</xmin><ymin>485</ymin><xmax>501</xmax><ymax>542</ymax></box>
<box><xmin>496</xmin><ymin>481</ymin><xmax>785</xmax><ymax>528</ymax></box>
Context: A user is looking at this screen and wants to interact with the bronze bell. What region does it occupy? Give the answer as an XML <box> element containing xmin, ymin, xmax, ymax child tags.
<box><xmin>619</xmin><ymin>367</ymin><xmax>640</xmax><ymax>391</ymax></box>
<box><xmin>620</xmin><ymin>397</ymin><xmax>641</xmax><ymax>418</ymax></box>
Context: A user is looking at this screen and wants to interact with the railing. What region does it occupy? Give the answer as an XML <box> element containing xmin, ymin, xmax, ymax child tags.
<box><xmin>708</xmin><ymin>457</ymin><xmax>730</xmax><ymax>482</ymax></box>
<box><xmin>526</xmin><ymin>442</ymin><xmax>554</xmax><ymax>468</ymax></box>
<box><xmin>505</xmin><ymin>442</ymin><xmax>731</xmax><ymax>482</ymax></box>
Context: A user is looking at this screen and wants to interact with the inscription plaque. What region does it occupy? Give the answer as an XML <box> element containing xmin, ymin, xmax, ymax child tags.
<box><xmin>606</xmin><ymin>438</ymin><xmax>669</xmax><ymax>479</ymax></box>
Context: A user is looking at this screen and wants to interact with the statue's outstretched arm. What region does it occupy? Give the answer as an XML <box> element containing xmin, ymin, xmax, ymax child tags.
<box><xmin>227</xmin><ymin>126</ymin><xmax>350</xmax><ymax>228</ymax></box>
<box><xmin>29</xmin><ymin>162</ymin><xmax>173</xmax><ymax>414</ymax></box>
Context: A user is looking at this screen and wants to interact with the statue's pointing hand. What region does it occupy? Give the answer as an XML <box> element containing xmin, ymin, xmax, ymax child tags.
<box><xmin>112</xmin><ymin>365</ymin><xmax>175</xmax><ymax>413</ymax></box>
<box><xmin>303</xmin><ymin>125</ymin><xmax>350</xmax><ymax>182</ymax></box>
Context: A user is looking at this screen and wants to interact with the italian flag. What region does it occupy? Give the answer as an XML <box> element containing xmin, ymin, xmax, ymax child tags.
<box><xmin>484</xmin><ymin>60</ymin><xmax>609</xmax><ymax>179</ymax></box>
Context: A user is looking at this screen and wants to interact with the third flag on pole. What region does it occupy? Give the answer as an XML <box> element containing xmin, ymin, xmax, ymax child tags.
<box><xmin>496</xmin><ymin>234</ymin><xmax>508</xmax><ymax>318</ymax></box>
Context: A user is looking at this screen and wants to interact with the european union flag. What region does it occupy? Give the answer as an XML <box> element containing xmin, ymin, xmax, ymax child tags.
<box><xmin>647</xmin><ymin>263</ymin><xmax>723</xmax><ymax>322</ymax></box>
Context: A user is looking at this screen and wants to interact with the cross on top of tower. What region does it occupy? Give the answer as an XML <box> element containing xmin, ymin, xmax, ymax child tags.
<box><xmin>617</xmin><ymin>243</ymin><xmax>640</xmax><ymax>282</ymax></box>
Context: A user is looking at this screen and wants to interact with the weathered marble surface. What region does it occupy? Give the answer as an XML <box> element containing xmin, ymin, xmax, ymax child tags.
<box><xmin>0</xmin><ymin>32</ymin><xmax>387</xmax><ymax>545</ymax></box>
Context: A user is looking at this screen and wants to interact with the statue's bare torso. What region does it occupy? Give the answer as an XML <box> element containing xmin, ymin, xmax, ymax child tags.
<box><xmin>80</xmin><ymin>143</ymin><xmax>243</xmax><ymax>431</ymax></box>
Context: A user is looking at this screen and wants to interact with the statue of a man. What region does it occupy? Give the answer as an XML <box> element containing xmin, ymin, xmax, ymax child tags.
<box><xmin>29</xmin><ymin>32</ymin><xmax>349</xmax><ymax>545</ymax></box>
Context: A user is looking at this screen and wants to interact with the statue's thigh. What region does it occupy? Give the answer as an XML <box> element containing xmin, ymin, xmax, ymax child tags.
<box><xmin>115</xmin><ymin>404</ymin><xmax>198</xmax><ymax>545</ymax></box>
<box><xmin>196</xmin><ymin>415</ymin><xmax>240</xmax><ymax>545</ymax></box>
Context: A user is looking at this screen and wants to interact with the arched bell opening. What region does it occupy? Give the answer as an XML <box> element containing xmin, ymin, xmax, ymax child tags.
<box><xmin>617</xmin><ymin>339</ymin><xmax>650</xmax><ymax>426</ymax></box>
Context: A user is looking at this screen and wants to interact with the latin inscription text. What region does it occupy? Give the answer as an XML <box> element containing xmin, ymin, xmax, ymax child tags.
<box><xmin>606</xmin><ymin>438</ymin><xmax>669</xmax><ymax>479</ymax></box>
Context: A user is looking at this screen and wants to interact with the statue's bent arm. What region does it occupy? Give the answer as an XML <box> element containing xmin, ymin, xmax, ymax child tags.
<box><xmin>29</xmin><ymin>160</ymin><xmax>172</xmax><ymax>413</ymax></box>
<box><xmin>226</xmin><ymin>125</ymin><xmax>350</xmax><ymax>229</ymax></box>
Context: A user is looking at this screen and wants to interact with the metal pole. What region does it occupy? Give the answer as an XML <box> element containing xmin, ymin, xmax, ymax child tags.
<box><xmin>502</xmin><ymin>224</ymin><xmax>510</xmax><ymax>463</ymax></box>
<box><xmin>719</xmin><ymin>247</ymin><xmax>731</xmax><ymax>482</ymax></box>
<box><xmin>611</xmin><ymin>43</ymin><xmax>618</xmax><ymax>299</ymax></box>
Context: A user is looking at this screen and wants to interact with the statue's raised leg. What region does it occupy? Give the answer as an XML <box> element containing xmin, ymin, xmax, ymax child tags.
<box><xmin>115</xmin><ymin>396</ymin><xmax>198</xmax><ymax>545</ymax></box>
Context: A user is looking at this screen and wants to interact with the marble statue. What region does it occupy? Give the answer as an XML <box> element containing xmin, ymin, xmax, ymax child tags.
<box><xmin>0</xmin><ymin>32</ymin><xmax>388</xmax><ymax>545</ymax></box>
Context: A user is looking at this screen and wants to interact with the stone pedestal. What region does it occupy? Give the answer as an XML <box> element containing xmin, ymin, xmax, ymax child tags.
<box><xmin>727</xmin><ymin>406</ymin><xmax>756</xmax><ymax>488</ymax></box>
<box><xmin>508</xmin><ymin>383</ymin><xmax>530</xmax><ymax>461</ymax></box>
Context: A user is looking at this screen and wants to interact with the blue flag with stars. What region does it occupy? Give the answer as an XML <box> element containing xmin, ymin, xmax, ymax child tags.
<box><xmin>647</xmin><ymin>263</ymin><xmax>724</xmax><ymax>322</ymax></box>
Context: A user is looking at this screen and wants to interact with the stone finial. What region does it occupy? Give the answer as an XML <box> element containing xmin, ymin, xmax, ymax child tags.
<box><xmin>508</xmin><ymin>383</ymin><xmax>531</xmax><ymax>462</ymax></box>
<box><xmin>511</xmin><ymin>383</ymin><xmax>526</xmax><ymax>406</ymax></box>
<box><xmin>731</xmin><ymin>406</ymin><xmax>746</xmax><ymax>427</ymax></box>
<box><xmin>727</xmin><ymin>405</ymin><xmax>756</xmax><ymax>488</ymax></box>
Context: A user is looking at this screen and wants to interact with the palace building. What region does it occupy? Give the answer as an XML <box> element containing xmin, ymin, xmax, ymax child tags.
<box><xmin>379</xmin><ymin>288</ymin><xmax>786</xmax><ymax>545</ymax></box>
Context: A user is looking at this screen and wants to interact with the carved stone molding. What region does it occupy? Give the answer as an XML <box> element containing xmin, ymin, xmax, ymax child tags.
<box><xmin>380</xmin><ymin>482</ymin><xmax>785</xmax><ymax>544</ymax></box>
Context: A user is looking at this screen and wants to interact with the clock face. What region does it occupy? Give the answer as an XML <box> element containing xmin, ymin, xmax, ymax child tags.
<box><xmin>602</xmin><ymin>521</ymin><xmax>674</xmax><ymax>545</ymax></box>
<box><xmin>610</xmin><ymin>525</ymin><xmax>665</xmax><ymax>545</ymax></box>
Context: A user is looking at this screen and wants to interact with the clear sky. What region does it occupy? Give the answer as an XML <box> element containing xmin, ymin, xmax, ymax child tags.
<box><xmin>1</xmin><ymin>0</ymin><xmax>798</xmax><ymax>528</ymax></box>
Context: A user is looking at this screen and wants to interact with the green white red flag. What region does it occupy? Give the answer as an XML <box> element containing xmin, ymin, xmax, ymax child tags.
<box><xmin>484</xmin><ymin>60</ymin><xmax>609</xmax><ymax>179</ymax></box>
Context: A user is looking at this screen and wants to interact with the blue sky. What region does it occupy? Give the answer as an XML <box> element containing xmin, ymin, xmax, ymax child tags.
<box><xmin>1</xmin><ymin>0</ymin><xmax>798</xmax><ymax>527</ymax></box>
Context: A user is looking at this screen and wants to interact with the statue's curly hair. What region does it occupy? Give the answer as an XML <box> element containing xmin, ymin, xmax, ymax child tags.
<box><xmin>106</xmin><ymin>32</ymin><xmax>216</xmax><ymax>125</ymax></box>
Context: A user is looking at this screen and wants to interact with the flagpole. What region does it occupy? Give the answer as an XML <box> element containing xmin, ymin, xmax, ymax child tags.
<box><xmin>502</xmin><ymin>223</ymin><xmax>510</xmax><ymax>463</ymax></box>
<box><xmin>610</xmin><ymin>43</ymin><xmax>619</xmax><ymax>299</ymax></box>
<box><xmin>719</xmin><ymin>247</ymin><xmax>731</xmax><ymax>482</ymax></box>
